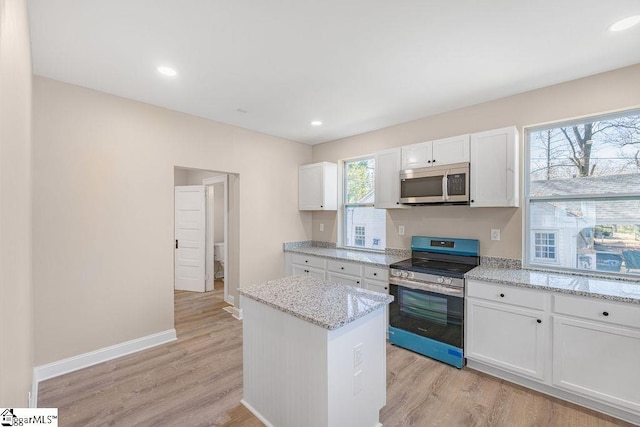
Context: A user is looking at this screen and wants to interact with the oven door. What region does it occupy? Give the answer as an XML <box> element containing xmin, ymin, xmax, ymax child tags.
<box><xmin>400</xmin><ymin>162</ymin><xmax>469</xmax><ymax>205</ymax></box>
<box><xmin>389</xmin><ymin>283</ymin><xmax>464</xmax><ymax>348</ymax></box>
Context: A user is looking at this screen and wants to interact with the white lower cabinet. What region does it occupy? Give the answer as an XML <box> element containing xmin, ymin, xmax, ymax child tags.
<box><xmin>466</xmin><ymin>279</ymin><xmax>640</xmax><ymax>424</ymax></box>
<box><xmin>466</xmin><ymin>290</ymin><xmax>547</xmax><ymax>381</ymax></box>
<box><xmin>327</xmin><ymin>271</ymin><xmax>361</xmax><ymax>287</ymax></box>
<box><xmin>552</xmin><ymin>309</ymin><xmax>640</xmax><ymax>414</ymax></box>
<box><xmin>290</xmin><ymin>254</ymin><xmax>326</xmax><ymax>280</ymax></box>
<box><xmin>292</xmin><ymin>264</ymin><xmax>326</xmax><ymax>280</ymax></box>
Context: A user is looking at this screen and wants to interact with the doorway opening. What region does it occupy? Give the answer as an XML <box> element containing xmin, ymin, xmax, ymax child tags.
<box><xmin>173</xmin><ymin>167</ymin><xmax>239</xmax><ymax>309</ymax></box>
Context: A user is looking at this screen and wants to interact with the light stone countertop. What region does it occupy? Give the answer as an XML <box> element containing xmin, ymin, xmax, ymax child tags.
<box><xmin>284</xmin><ymin>245</ymin><xmax>409</xmax><ymax>267</ymax></box>
<box><xmin>466</xmin><ymin>266</ymin><xmax>640</xmax><ymax>304</ymax></box>
<box><xmin>239</xmin><ymin>275</ymin><xmax>394</xmax><ymax>330</ymax></box>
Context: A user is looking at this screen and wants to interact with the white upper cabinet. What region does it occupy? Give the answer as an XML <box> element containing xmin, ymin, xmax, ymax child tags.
<box><xmin>375</xmin><ymin>148</ymin><xmax>409</xmax><ymax>209</ymax></box>
<box><xmin>470</xmin><ymin>126</ymin><xmax>519</xmax><ymax>207</ymax></box>
<box><xmin>401</xmin><ymin>134</ymin><xmax>470</xmax><ymax>169</ymax></box>
<box><xmin>298</xmin><ymin>162</ymin><xmax>338</xmax><ymax>210</ymax></box>
<box><xmin>401</xmin><ymin>141</ymin><xmax>432</xmax><ymax>169</ymax></box>
<box><xmin>432</xmin><ymin>134</ymin><xmax>470</xmax><ymax>166</ymax></box>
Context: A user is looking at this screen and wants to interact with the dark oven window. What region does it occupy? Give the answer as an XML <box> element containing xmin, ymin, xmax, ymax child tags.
<box><xmin>390</xmin><ymin>285</ymin><xmax>463</xmax><ymax>348</ymax></box>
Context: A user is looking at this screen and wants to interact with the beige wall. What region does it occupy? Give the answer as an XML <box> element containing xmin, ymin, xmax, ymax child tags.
<box><xmin>32</xmin><ymin>77</ymin><xmax>312</xmax><ymax>365</ymax></box>
<box><xmin>312</xmin><ymin>64</ymin><xmax>640</xmax><ymax>259</ymax></box>
<box><xmin>0</xmin><ymin>0</ymin><xmax>33</xmax><ymax>406</ymax></box>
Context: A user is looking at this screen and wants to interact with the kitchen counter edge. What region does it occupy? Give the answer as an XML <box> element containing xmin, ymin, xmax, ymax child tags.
<box><xmin>466</xmin><ymin>266</ymin><xmax>640</xmax><ymax>304</ymax></box>
<box><xmin>239</xmin><ymin>276</ymin><xmax>394</xmax><ymax>330</ymax></box>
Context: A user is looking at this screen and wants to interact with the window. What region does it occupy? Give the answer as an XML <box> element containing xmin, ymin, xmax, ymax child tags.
<box><xmin>525</xmin><ymin>109</ymin><xmax>640</xmax><ymax>275</ymax></box>
<box><xmin>354</xmin><ymin>226</ymin><xmax>366</xmax><ymax>247</ymax></box>
<box><xmin>343</xmin><ymin>157</ymin><xmax>386</xmax><ymax>250</ymax></box>
<box><xmin>532</xmin><ymin>231</ymin><xmax>557</xmax><ymax>262</ymax></box>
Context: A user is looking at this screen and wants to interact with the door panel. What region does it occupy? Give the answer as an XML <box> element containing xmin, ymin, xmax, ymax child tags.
<box><xmin>175</xmin><ymin>185</ymin><xmax>206</xmax><ymax>292</ymax></box>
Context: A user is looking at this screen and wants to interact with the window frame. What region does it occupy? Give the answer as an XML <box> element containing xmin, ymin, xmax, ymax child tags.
<box><xmin>523</xmin><ymin>108</ymin><xmax>640</xmax><ymax>276</ymax></box>
<box><xmin>340</xmin><ymin>155</ymin><xmax>385</xmax><ymax>251</ymax></box>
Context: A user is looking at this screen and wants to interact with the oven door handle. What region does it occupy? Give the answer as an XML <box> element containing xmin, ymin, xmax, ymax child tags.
<box><xmin>390</xmin><ymin>276</ymin><xmax>464</xmax><ymax>297</ymax></box>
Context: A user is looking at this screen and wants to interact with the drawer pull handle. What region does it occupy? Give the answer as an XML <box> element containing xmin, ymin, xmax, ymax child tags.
<box><xmin>603</xmin><ymin>311</ymin><xmax>609</xmax><ymax>317</ymax></box>
<box><xmin>499</xmin><ymin>293</ymin><xmax>505</xmax><ymax>298</ymax></box>
<box><xmin>341</xmin><ymin>267</ymin><xmax>344</xmax><ymax>270</ymax></box>
<box><xmin>373</xmin><ymin>273</ymin><xmax>377</xmax><ymax>276</ymax></box>
<box><xmin>536</xmin><ymin>319</ymin><xmax>542</xmax><ymax>324</ymax></box>
<box><xmin>305</xmin><ymin>260</ymin><xmax>308</xmax><ymax>263</ymax></box>
<box><xmin>356</xmin><ymin>281</ymin><xmax>360</xmax><ymax>284</ymax></box>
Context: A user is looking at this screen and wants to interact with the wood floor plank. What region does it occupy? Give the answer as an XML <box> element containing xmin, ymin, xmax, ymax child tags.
<box><xmin>38</xmin><ymin>285</ymin><xmax>634</xmax><ymax>426</ymax></box>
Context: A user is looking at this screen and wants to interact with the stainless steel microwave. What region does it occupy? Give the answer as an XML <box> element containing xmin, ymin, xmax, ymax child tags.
<box><xmin>400</xmin><ymin>162</ymin><xmax>470</xmax><ymax>205</ymax></box>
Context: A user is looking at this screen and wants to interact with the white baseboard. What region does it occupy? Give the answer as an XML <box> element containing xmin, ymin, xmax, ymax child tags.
<box><xmin>241</xmin><ymin>399</ymin><xmax>274</xmax><ymax>427</ymax></box>
<box><xmin>231</xmin><ymin>307</ymin><xmax>243</xmax><ymax>320</ymax></box>
<box><xmin>33</xmin><ymin>329</ymin><xmax>177</xmax><ymax>399</ymax></box>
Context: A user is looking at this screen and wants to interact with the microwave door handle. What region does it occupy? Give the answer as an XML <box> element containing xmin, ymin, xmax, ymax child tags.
<box><xmin>442</xmin><ymin>172</ymin><xmax>449</xmax><ymax>201</ymax></box>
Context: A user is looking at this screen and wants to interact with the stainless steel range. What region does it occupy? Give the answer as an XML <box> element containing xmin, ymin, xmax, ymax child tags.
<box><xmin>388</xmin><ymin>236</ymin><xmax>480</xmax><ymax>368</ymax></box>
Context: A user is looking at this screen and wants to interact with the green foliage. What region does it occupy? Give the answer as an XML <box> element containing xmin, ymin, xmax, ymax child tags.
<box><xmin>346</xmin><ymin>159</ymin><xmax>374</xmax><ymax>203</ymax></box>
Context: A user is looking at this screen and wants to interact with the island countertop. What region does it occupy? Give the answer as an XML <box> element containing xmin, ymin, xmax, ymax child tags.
<box><xmin>239</xmin><ymin>276</ymin><xmax>394</xmax><ymax>330</ymax></box>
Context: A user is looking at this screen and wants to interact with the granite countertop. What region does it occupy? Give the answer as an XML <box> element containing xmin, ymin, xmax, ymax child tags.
<box><xmin>239</xmin><ymin>275</ymin><xmax>394</xmax><ymax>330</ymax></box>
<box><xmin>466</xmin><ymin>266</ymin><xmax>640</xmax><ymax>304</ymax></box>
<box><xmin>284</xmin><ymin>242</ymin><xmax>409</xmax><ymax>267</ymax></box>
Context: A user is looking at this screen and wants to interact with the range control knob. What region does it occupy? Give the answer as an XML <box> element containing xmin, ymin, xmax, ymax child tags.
<box><xmin>391</xmin><ymin>270</ymin><xmax>401</xmax><ymax>277</ymax></box>
<box><xmin>444</xmin><ymin>278</ymin><xmax>452</xmax><ymax>285</ymax></box>
<box><xmin>437</xmin><ymin>277</ymin><xmax>444</xmax><ymax>283</ymax></box>
<box><xmin>407</xmin><ymin>272</ymin><xmax>415</xmax><ymax>279</ymax></box>
<box><xmin>401</xmin><ymin>271</ymin><xmax>409</xmax><ymax>278</ymax></box>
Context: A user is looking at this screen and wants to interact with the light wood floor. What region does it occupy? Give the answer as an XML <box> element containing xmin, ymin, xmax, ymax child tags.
<box><xmin>39</xmin><ymin>284</ymin><xmax>633</xmax><ymax>426</ymax></box>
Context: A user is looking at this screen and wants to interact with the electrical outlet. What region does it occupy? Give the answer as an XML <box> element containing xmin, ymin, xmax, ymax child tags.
<box><xmin>399</xmin><ymin>225</ymin><xmax>405</xmax><ymax>236</ymax></box>
<box><xmin>354</xmin><ymin>343</ymin><xmax>363</xmax><ymax>367</ymax></box>
<box><xmin>319</xmin><ymin>223</ymin><xmax>324</xmax><ymax>232</ymax></box>
<box><xmin>354</xmin><ymin>370</ymin><xmax>363</xmax><ymax>395</ymax></box>
<box><xmin>491</xmin><ymin>229</ymin><xmax>501</xmax><ymax>241</ymax></box>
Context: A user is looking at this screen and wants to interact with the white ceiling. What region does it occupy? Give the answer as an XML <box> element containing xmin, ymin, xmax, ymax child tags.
<box><xmin>27</xmin><ymin>0</ymin><xmax>640</xmax><ymax>145</ymax></box>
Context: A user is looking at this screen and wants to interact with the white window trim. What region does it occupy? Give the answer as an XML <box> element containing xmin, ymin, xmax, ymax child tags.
<box><xmin>523</xmin><ymin>109</ymin><xmax>640</xmax><ymax>276</ymax></box>
<box><xmin>530</xmin><ymin>230</ymin><xmax>559</xmax><ymax>264</ymax></box>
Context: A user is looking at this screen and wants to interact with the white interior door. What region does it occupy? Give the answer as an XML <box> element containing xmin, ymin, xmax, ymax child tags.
<box><xmin>175</xmin><ymin>185</ymin><xmax>206</xmax><ymax>292</ymax></box>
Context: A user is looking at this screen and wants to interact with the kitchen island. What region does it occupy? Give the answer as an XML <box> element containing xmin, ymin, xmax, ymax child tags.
<box><xmin>239</xmin><ymin>275</ymin><xmax>393</xmax><ymax>427</ymax></box>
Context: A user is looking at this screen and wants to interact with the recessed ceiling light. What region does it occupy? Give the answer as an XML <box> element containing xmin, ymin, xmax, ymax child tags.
<box><xmin>311</xmin><ymin>120</ymin><xmax>323</xmax><ymax>126</ymax></box>
<box><xmin>157</xmin><ymin>66</ymin><xmax>177</xmax><ymax>77</ymax></box>
<box><xmin>609</xmin><ymin>15</ymin><xmax>640</xmax><ymax>32</ymax></box>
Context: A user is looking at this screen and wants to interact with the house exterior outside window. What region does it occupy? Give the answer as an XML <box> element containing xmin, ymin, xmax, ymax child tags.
<box><xmin>532</xmin><ymin>231</ymin><xmax>558</xmax><ymax>263</ymax></box>
<box><xmin>525</xmin><ymin>109</ymin><xmax>640</xmax><ymax>275</ymax></box>
<box><xmin>354</xmin><ymin>226</ymin><xmax>366</xmax><ymax>247</ymax></box>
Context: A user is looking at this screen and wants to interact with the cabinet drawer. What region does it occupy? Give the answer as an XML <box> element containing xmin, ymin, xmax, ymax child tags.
<box><xmin>363</xmin><ymin>279</ymin><xmax>389</xmax><ymax>294</ymax></box>
<box><xmin>554</xmin><ymin>295</ymin><xmax>640</xmax><ymax>329</ymax></box>
<box><xmin>291</xmin><ymin>254</ymin><xmax>326</xmax><ymax>269</ymax></box>
<box><xmin>466</xmin><ymin>280</ymin><xmax>546</xmax><ymax>311</ymax></box>
<box><xmin>327</xmin><ymin>260</ymin><xmax>362</xmax><ymax>276</ymax></box>
<box><xmin>327</xmin><ymin>272</ymin><xmax>362</xmax><ymax>288</ymax></box>
<box><xmin>364</xmin><ymin>266</ymin><xmax>388</xmax><ymax>281</ymax></box>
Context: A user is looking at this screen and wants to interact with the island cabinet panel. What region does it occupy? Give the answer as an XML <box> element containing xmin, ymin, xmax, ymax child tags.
<box><xmin>241</xmin><ymin>296</ymin><xmax>387</xmax><ymax>427</ymax></box>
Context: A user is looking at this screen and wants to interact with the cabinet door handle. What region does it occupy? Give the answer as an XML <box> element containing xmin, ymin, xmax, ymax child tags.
<box><xmin>384</xmin><ymin>287</ymin><xmax>388</xmax><ymax>290</ymax></box>
<box><xmin>603</xmin><ymin>311</ymin><xmax>609</xmax><ymax>317</ymax></box>
<box><xmin>432</xmin><ymin>159</ymin><xmax>436</xmax><ymax>163</ymax></box>
<box><xmin>536</xmin><ymin>319</ymin><xmax>542</xmax><ymax>324</ymax></box>
<box><xmin>320</xmin><ymin>205</ymin><xmax>323</xmax><ymax>208</ymax></box>
<box><xmin>499</xmin><ymin>293</ymin><xmax>505</xmax><ymax>298</ymax></box>
<box><xmin>341</xmin><ymin>267</ymin><xmax>344</xmax><ymax>270</ymax></box>
<box><xmin>373</xmin><ymin>272</ymin><xmax>377</xmax><ymax>276</ymax></box>
<box><xmin>356</xmin><ymin>281</ymin><xmax>360</xmax><ymax>284</ymax></box>
<box><xmin>175</xmin><ymin>240</ymin><xmax>179</xmax><ymax>249</ymax></box>
<box><xmin>305</xmin><ymin>260</ymin><xmax>308</xmax><ymax>263</ymax></box>
<box><xmin>471</xmin><ymin>199</ymin><xmax>475</xmax><ymax>203</ymax></box>
<box><xmin>427</xmin><ymin>160</ymin><xmax>431</xmax><ymax>163</ymax></box>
